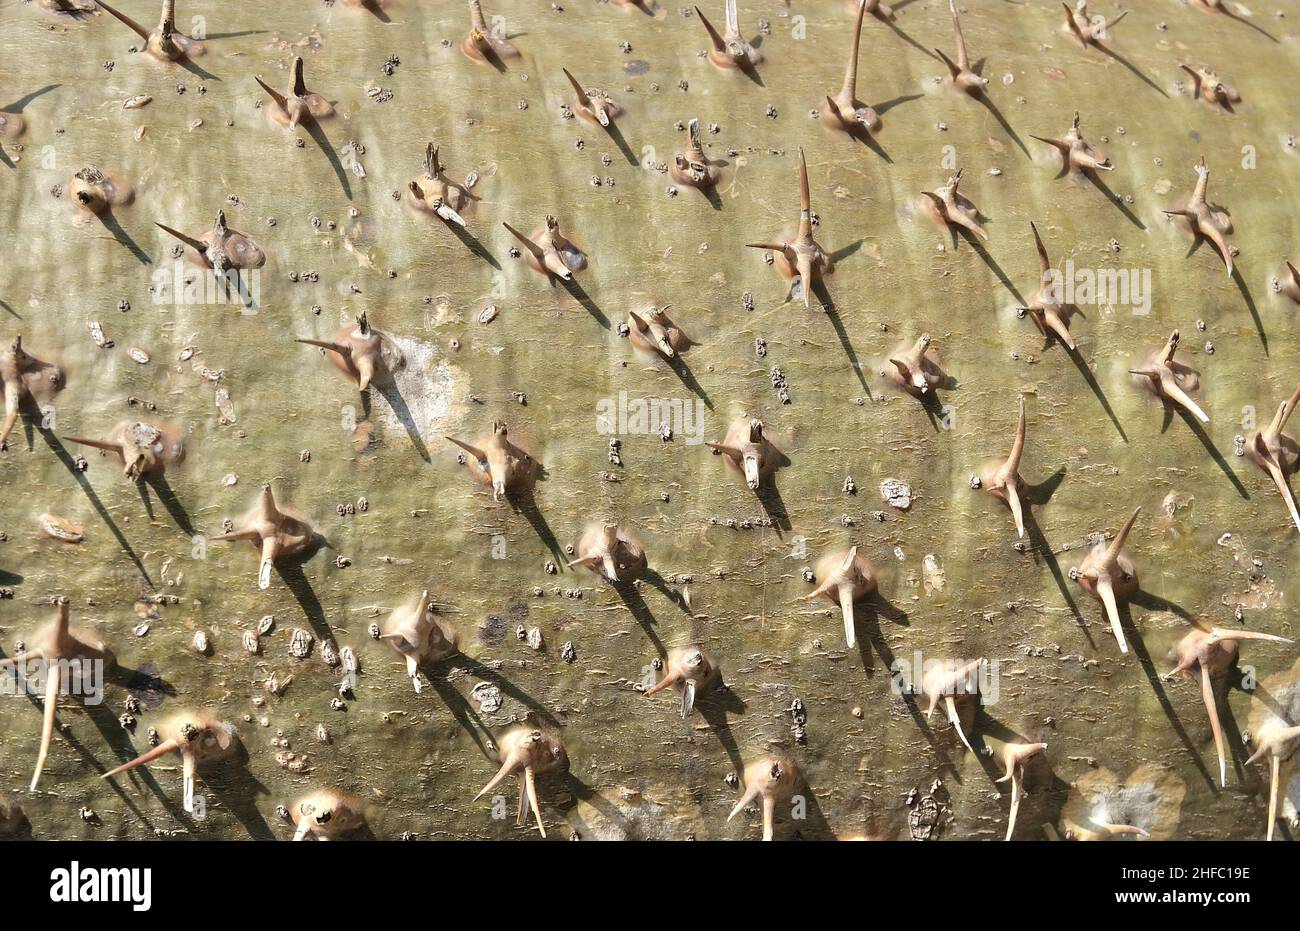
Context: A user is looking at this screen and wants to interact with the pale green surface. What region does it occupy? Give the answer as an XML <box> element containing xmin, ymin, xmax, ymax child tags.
<box><xmin>0</xmin><ymin>0</ymin><xmax>1298</xmax><ymax>840</ymax></box>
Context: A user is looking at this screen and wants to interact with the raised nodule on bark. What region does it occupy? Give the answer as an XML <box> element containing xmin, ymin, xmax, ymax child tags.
<box><xmin>981</xmin><ymin>396</ymin><xmax>1029</xmax><ymax>539</ymax></box>
<box><xmin>568</xmin><ymin>521</ymin><xmax>647</xmax><ymax>583</ymax></box>
<box><xmin>68</xmin><ymin>165</ymin><xmax>132</xmax><ymax>216</ymax></box>
<box><xmin>1032</xmin><ymin>111</ymin><xmax>1112</xmax><ymax>176</ymax></box>
<box><xmin>255</xmin><ymin>56</ymin><xmax>334</xmax><ymax>130</ymax></box>
<box><xmin>64</xmin><ymin>419</ymin><xmax>185</xmax><ymax>481</ymax></box>
<box><xmin>921</xmin><ymin>658</ymin><xmax>985</xmax><ymax>754</ymax></box>
<box><xmin>94</xmin><ymin>0</ymin><xmax>204</xmax><ymax>61</ymax></box>
<box><xmin>462</xmin><ymin>1</ymin><xmax>520</xmax><ymax>64</ymax></box>
<box><xmin>102</xmin><ymin>712</ymin><xmax>240</xmax><ymax>811</ymax></box>
<box><xmin>1245</xmin><ymin>384</ymin><xmax>1300</xmax><ymax>533</ymax></box>
<box><xmin>1019</xmin><ymin>222</ymin><xmax>1076</xmax><ymax>350</ymax></box>
<box><xmin>1</xmin><ymin>335</ymin><xmax>65</xmax><ymax>452</ymax></box>
<box><xmin>627</xmin><ymin>305</ymin><xmax>690</xmax><ymax>360</ymax></box>
<box><xmin>297</xmin><ymin>312</ymin><xmax>406</xmax><ymax>392</ymax></box>
<box><xmin>696</xmin><ymin>0</ymin><xmax>763</xmax><ymax>71</ymax></box>
<box><xmin>803</xmin><ymin>546</ymin><xmax>876</xmax><ymax>649</ymax></box>
<box><xmin>1074</xmin><ymin>506</ymin><xmax>1142</xmax><ymax>654</ymax></box>
<box><xmin>474</xmin><ymin>725</ymin><xmax>568</xmax><ymax>837</ymax></box>
<box><xmin>207</xmin><ymin>484</ymin><xmax>318</xmax><ymax>590</ymax></box>
<box><xmin>997</xmin><ymin>741</ymin><xmax>1048</xmax><ymax>840</ymax></box>
<box><xmin>408</xmin><ymin>143</ymin><xmax>476</xmax><ymax>227</ymax></box>
<box><xmin>746</xmin><ymin>148</ymin><xmax>833</xmax><ymax>308</ymax></box>
<box><xmin>381</xmin><ymin>590</ymin><xmax>460</xmax><ymax>692</ymax></box>
<box><xmin>820</xmin><ymin>1</ymin><xmax>880</xmax><ymax>135</ymax></box>
<box><xmin>1165</xmin><ymin>626</ymin><xmax>1292</xmax><ymax>787</ymax></box>
<box><xmin>728</xmin><ymin>755</ymin><xmax>800</xmax><ymax>841</ymax></box>
<box><xmin>643</xmin><ymin>647</ymin><xmax>721</xmax><ymax>719</ymax></box>
<box><xmin>883</xmin><ymin>334</ymin><xmax>943</xmax><ymax>398</ymax></box>
<box><xmin>157</xmin><ymin>209</ymin><xmax>266</xmax><ymax>274</ymax></box>
<box><xmin>670</xmin><ymin>118</ymin><xmax>721</xmax><ymax>191</ymax></box>
<box><xmin>1180</xmin><ymin>64</ymin><xmax>1241</xmax><ymax>112</ymax></box>
<box><xmin>446</xmin><ymin>420</ymin><xmax>538</xmax><ymax>502</ymax></box>
<box><xmin>503</xmin><ymin>216</ymin><xmax>587</xmax><ymax>281</ymax></box>
<box><xmin>706</xmin><ymin>417</ymin><xmax>781</xmax><ymax>491</ymax></box>
<box><xmin>1061</xmin><ymin>1</ymin><xmax>1127</xmax><ymax>47</ymax></box>
<box><xmin>562</xmin><ymin>67</ymin><xmax>621</xmax><ymax>129</ymax></box>
<box><xmin>291</xmin><ymin>787</ymin><xmax>368</xmax><ymax>841</ymax></box>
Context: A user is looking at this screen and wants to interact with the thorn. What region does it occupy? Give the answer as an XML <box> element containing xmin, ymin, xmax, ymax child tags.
<box><xmin>1131</xmin><ymin>330</ymin><xmax>1210</xmax><ymax>423</ymax></box>
<box><xmin>208</xmin><ymin>484</ymin><xmax>318</xmax><ymax>589</ymax></box>
<box><xmin>448</xmin><ymin>421</ymin><xmax>538</xmax><ymax>500</ymax></box>
<box><xmin>1074</xmin><ymin>506</ymin><xmax>1142</xmax><ymax>654</ymax></box>
<box><xmin>730</xmin><ymin>757</ymin><xmax>799</xmax><ymax>841</ymax></box>
<box><xmin>708</xmin><ymin>417</ymin><xmax>780</xmax><ymax>493</ymax></box>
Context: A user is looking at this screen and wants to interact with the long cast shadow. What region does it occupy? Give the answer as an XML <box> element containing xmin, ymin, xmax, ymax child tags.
<box><xmin>560</xmin><ymin>771</ymin><xmax>634</xmax><ymax>838</ymax></box>
<box><xmin>303</xmin><ymin>118</ymin><xmax>352</xmax><ymax>199</ymax></box>
<box><xmin>860</xmin><ymin>594</ymin><xmax>964</xmax><ymax>782</ymax></box>
<box><xmin>1095</xmin><ymin>44</ymin><xmax>1168</xmax><ymax>97</ymax></box>
<box><xmin>371</xmin><ymin>383</ymin><xmax>431</xmax><ymax>462</ymax></box>
<box><xmin>973</xmin><ymin>92</ymin><xmax>1030</xmax><ymax>158</ymax></box>
<box><xmin>33</xmin><ymin>701</ymin><xmax>164</xmax><ymax>831</ymax></box>
<box><xmin>919</xmin><ymin>384</ymin><xmax>949</xmax><ymax>432</ymax></box>
<box><xmin>956</xmin><ymin>228</ymin><xmax>1025</xmax><ymax>304</ymax></box>
<box><xmin>507</xmin><ymin>482</ymin><xmax>565</xmax><ymax>565</ymax></box>
<box><xmin>791</xmin><ymin>786</ymin><xmax>836</xmax><ymax>840</ymax></box>
<box><xmin>698</xmin><ymin>687</ymin><xmax>746</xmax><ymax>777</ymax></box>
<box><xmin>812</xmin><ymin>281</ymin><xmax>871</xmax><ymax>395</ymax></box>
<box><xmin>848</xmin><ymin>123</ymin><xmax>892</xmax><ymax>164</ymax></box>
<box><xmin>643</xmin><ymin>567</ymin><xmax>692</xmax><ymax>615</ymax></box>
<box><xmin>1022</xmin><ymin>482</ymin><xmax>1090</xmax><ymax>642</ymax></box>
<box><xmin>1083</xmin><ymin>170</ymin><xmax>1146</xmax><ymax>230</ymax></box>
<box><xmin>1213</xmin><ymin>7</ymin><xmax>1279</xmax><ymax>43</ymax></box>
<box><xmin>874</xmin><ymin>92</ymin><xmax>924</xmax><ymax>117</ymax></box>
<box><xmin>205</xmin><ymin>767</ymin><xmax>276</xmax><ymax>840</ymax></box>
<box><xmin>1231</xmin><ymin>267</ymin><xmax>1266</xmax><ymax>353</ymax></box>
<box><xmin>353</xmin><ymin>0</ymin><xmax>393</xmax><ymax>23</ymax></box>
<box><xmin>428</xmin><ymin>673</ymin><xmax>494</xmax><ymax>761</ymax></box>
<box><xmin>1171</xmin><ymin>407</ymin><xmax>1249</xmax><ymax>498</ymax></box>
<box><xmin>603</xmin><ymin>121</ymin><xmax>639</xmax><ymax>167</ymax></box>
<box><xmin>35</xmin><ymin>424</ymin><xmax>153</xmax><ymax>587</ymax></box>
<box><xmin>611</xmin><ymin>580</ymin><xmax>666</xmax><ymax>657</ymax></box>
<box><xmin>1064</xmin><ymin>343</ymin><xmax>1127</xmax><ymax>441</ymax></box>
<box><xmin>617</xmin><ymin>0</ymin><xmax>661</xmax><ymax>17</ymax></box>
<box><xmin>560</xmin><ymin>277</ymin><xmax>609</xmax><ymax>328</ymax></box>
<box><xmin>140</xmin><ymin>473</ymin><xmax>195</xmax><ymax>535</ymax></box>
<box><xmin>851</xmin><ymin>592</ymin><xmax>909</xmax><ymax>677</ymax></box>
<box><xmin>204</xmin><ymin>31</ymin><xmax>271</xmax><ymax>40</ymax></box>
<box><xmin>274</xmin><ymin>546</ymin><xmax>332</xmax><ymax>644</ymax></box>
<box><xmin>1129</xmin><ymin>589</ymin><xmax>1193</xmax><ymax>622</ymax></box>
<box><xmin>756</xmin><ymin>479</ymin><xmax>791</xmax><ymax>533</ymax></box>
<box><xmin>448</xmin><ymin>654</ymin><xmax>560</xmax><ymax>727</ymax></box>
<box><xmin>446</xmin><ymin>221</ymin><xmax>502</xmax><ymax>269</ymax></box>
<box><xmin>0</xmin><ymin>84</ymin><xmax>59</xmax><ymax>168</ymax></box>
<box><xmin>665</xmin><ymin>353</ymin><xmax>713</xmax><ymax>409</ymax></box>
<box><xmin>3</xmin><ymin>85</ymin><xmax>61</xmax><ymax>113</ymax></box>
<box><xmin>1122</xmin><ymin>602</ymin><xmax>1217</xmax><ymax>790</ymax></box>
<box><xmin>882</xmin><ymin>19</ymin><xmax>933</xmax><ymax>57</ymax></box>
<box><xmin>175</xmin><ymin>54</ymin><xmax>220</xmax><ymax>84</ymax></box>
<box><xmin>98</xmin><ymin>210</ymin><xmax>150</xmax><ymax>265</ymax></box>
<box><xmin>12</xmin><ymin>652</ymin><xmax>177</xmax><ymax>830</ymax></box>
<box><xmin>736</xmin><ymin>52</ymin><xmax>765</xmax><ymax>89</ymax></box>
